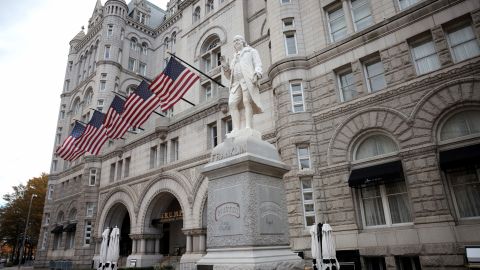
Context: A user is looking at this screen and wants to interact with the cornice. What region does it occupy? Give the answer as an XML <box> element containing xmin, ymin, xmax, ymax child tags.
<box><xmin>156</xmin><ymin>11</ymin><xmax>183</xmax><ymax>35</ymax></box>
<box><xmin>247</xmin><ymin>8</ymin><xmax>266</xmax><ymax>23</ymax></box>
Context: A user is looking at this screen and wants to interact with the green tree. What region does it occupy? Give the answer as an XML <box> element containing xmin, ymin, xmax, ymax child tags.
<box><xmin>0</xmin><ymin>173</ymin><xmax>48</xmax><ymax>264</ymax></box>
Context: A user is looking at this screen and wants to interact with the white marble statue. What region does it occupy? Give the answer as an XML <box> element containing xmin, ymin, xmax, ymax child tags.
<box><xmin>221</xmin><ymin>35</ymin><xmax>263</xmax><ymax>137</ymax></box>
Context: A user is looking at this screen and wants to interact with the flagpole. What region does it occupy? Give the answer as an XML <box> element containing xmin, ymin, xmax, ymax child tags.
<box><xmin>167</xmin><ymin>52</ymin><xmax>226</xmax><ymax>88</ymax></box>
<box><xmin>134</xmin><ymin>75</ymin><xmax>196</xmax><ymax>108</ymax></box>
<box><xmin>73</xmin><ymin>119</ymin><xmax>88</xmax><ymax>125</ymax></box>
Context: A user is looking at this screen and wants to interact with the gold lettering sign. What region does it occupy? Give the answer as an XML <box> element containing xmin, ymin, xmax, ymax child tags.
<box><xmin>159</xmin><ymin>210</ymin><xmax>183</xmax><ymax>222</ymax></box>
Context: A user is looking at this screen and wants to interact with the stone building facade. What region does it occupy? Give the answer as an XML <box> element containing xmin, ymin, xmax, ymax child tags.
<box><xmin>36</xmin><ymin>0</ymin><xmax>480</xmax><ymax>269</ymax></box>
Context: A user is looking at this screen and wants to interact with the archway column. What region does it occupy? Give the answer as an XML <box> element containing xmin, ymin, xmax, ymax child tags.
<box><xmin>182</xmin><ymin>228</ymin><xmax>206</xmax><ymax>254</ymax></box>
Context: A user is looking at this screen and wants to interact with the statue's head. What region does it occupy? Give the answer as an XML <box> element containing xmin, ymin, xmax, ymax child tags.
<box><xmin>233</xmin><ymin>35</ymin><xmax>247</xmax><ymax>51</ymax></box>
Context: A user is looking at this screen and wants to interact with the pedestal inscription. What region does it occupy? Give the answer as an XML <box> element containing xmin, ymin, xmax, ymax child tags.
<box><xmin>212</xmin><ymin>185</ymin><xmax>243</xmax><ymax>236</ymax></box>
<box><xmin>256</xmin><ymin>184</ymin><xmax>286</xmax><ymax>235</ymax></box>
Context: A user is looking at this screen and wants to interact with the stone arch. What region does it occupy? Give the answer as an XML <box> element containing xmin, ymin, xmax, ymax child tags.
<box><xmin>98</xmin><ymin>186</ymin><xmax>138</xmax><ymax>216</ymax></box>
<box><xmin>194</xmin><ymin>26</ymin><xmax>227</xmax><ymax>60</ymax></box>
<box><xmin>66</xmin><ymin>200</ymin><xmax>78</xmax><ymax>217</ymax></box>
<box><xmin>96</xmin><ymin>190</ymin><xmax>136</xmax><ymax>238</ymax></box>
<box><xmin>410</xmin><ymin>77</ymin><xmax>480</xmax><ymax>144</ymax></box>
<box><xmin>432</xmin><ymin>102</ymin><xmax>480</xmax><ymax>145</ymax></box>
<box><xmin>137</xmin><ymin>177</ymin><xmax>192</xmax><ymax>232</ymax></box>
<box><xmin>54</xmin><ymin>203</ymin><xmax>66</xmax><ymax>221</ymax></box>
<box><xmin>119</xmin><ymin>78</ymin><xmax>141</xmax><ymax>93</ymax></box>
<box><xmin>191</xmin><ymin>176</ymin><xmax>208</xmax><ymax>228</ymax></box>
<box><xmin>348</xmin><ymin>129</ymin><xmax>400</xmax><ymax>162</ymax></box>
<box><xmin>260</xmin><ymin>19</ymin><xmax>268</xmax><ymax>37</ymax></box>
<box><xmin>327</xmin><ymin>107</ymin><xmax>411</xmax><ymax>165</ymax></box>
<box><xmin>125</xmin><ymin>32</ymin><xmax>141</xmax><ymax>41</ymax></box>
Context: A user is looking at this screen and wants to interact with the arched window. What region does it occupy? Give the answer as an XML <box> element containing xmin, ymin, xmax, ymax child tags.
<box><xmin>141</xmin><ymin>42</ymin><xmax>148</xmax><ymax>55</ymax></box>
<box><xmin>57</xmin><ymin>211</ymin><xmax>64</xmax><ymax>223</ymax></box>
<box><xmin>440</xmin><ymin>110</ymin><xmax>480</xmax><ymax>141</ymax></box>
<box><xmin>130</xmin><ymin>37</ymin><xmax>138</xmax><ymax>51</ymax></box>
<box><xmin>164</xmin><ymin>37</ymin><xmax>169</xmax><ymax>49</ymax></box>
<box><xmin>354</xmin><ymin>134</ymin><xmax>398</xmax><ymax>160</ymax></box>
<box><xmin>206</xmin><ymin>0</ymin><xmax>214</xmax><ymax>13</ymax></box>
<box><xmin>126</xmin><ymin>85</ymin><xmax>136</xmax><ymax>96</ymax></box>
<box><xmin>201</xmin><ymin>35</ymin><xmax>221</xmax><ymax>72</ymax></box>
<box><xmin>193</xmin><ymin>6</ymin><xmax>201</xmax><ymax>23</ymax></box>
<box><xmin>171</xmin><ymin>32</ymin><xmax>177</xmax><ymax>47</ymax></box>
<box><xmin>84</xmin><ymin>88</ymin><xmax>93</xmax><ymax>105</ymax></box>
<box><xmin>68</xmin><ymin>208</ymin><xmax>77</xmax><ymax>221</ymax></box>
<box><xmin>72</xmin><ymin>98</ymin><xmax>81</xmax><ymax>115</ymax></box>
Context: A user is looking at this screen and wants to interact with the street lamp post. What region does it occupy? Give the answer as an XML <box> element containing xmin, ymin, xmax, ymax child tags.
<box><xmin>18</xmin><ymin>194</ymin><xmax>37</xmax><ymax>269</ymax></box>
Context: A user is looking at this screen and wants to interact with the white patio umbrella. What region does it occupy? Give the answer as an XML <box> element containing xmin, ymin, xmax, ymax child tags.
<box><xmin>98</xmin><ymin>228</ymin><xmax>111</xmax><ymax>270</ymax></box>
<box><xmin>310</xmin><ymin>225</ymin><xmax>322</xmax><ymax>269</ymax></box>
<box><xmin>321</xmin><ymin>224</ymin><xmax>340</xmax><ymax>270</ymax></box>
<box><xmin>106</xmin><ymin>226</ymin><xmax>120</xmax><ymax>270</ymax></box>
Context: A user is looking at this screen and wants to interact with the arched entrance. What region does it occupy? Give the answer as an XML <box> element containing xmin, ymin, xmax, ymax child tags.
<box><xmin>104</xmin><ymin>203</ymin><xmax>132</xmax><ymax>262</ymax></box>
<box><xmin>145</xmin><ymin>192</ymin><xmax>186</xmax><ymax>257</ymax></box>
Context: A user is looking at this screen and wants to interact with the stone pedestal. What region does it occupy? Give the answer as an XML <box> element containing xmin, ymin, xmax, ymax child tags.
<box><xmin>197</xmin><ymin>131</ymin><xmax>303</xmax><ymax>270</ymax></box>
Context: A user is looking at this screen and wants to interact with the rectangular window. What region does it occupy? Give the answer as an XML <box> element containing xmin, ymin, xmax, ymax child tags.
<box><xmin>139</xmin><ymin>62</ymin><xmax>147</xmax><ymax>76</ymax></box>
<box><xmin>398</xmin><ymin>0</ymin><xmax>418</xmax><ymax>10</ymax></box>
<box><xmin>150</xmin><ymin>146</ymin><xmax>158</xmax><ymax>169</ymax></box>
<box><xmin>104</xmin><ymin>45</ymin><xmax>110</xmax><ymax>59</ymax></box>
<box><xmin>364</xmin><ymin>59</ymin><xmax>386</xmax><ymax>92</ymax></box>
<box><xmin>301</xmin><ymin>178</ymin><xmax>316</xmax><ymax>226</ymax></box>
<box><xmin>52</xmin><ymin>160</ymin><xmax>58</xmax><ymax>172</ymax></box>
<box><xmin>47</xmin><ymin>185</ymin><xmax>53</xmax><ymax>200</ymax></box>
<box><xmin>89</xmin><ymin>169</ymin><xmax>97</xmax><ymax>186</ymax></box>
<box><xmin>447</xmin><ymin>166</ymin><xmax>480</xmax><ymax>218</ymax></box>
<box><xmin>290</xmin><ymin>82</ymin><xmax>305</xmax><ymax>112</ymax></box>
<box><xmin>100</xmin><ymin>81</ymin><xmax>106</xmax><ymax>92</ymax></box>
<box><xmin>107</xmin><ymin>24</ymin><xmax>113</xmax><ymax>37</ymax></box>
<box><xmin>60</xmin><ymin>104</ymin><xmax>66</xmax><ymax>120</ymax></box>
<box><xmin>282</xmin><ymin>17</ymin><xmax>294</xmax><ymax>28</ymax></box>
<box><xmin>171</xmin><ymin>138</ymin><xmax>179</xmax><ymax>161</ymax></box>
<box><xmin>97</xmin><ymin>99</ymin><xmax>104</xmax><ymax>111</ymax></box>
<box><xmin>328</xmin><ymin>7</ymin><xmax>347</xmax><ymax>42</ymax></box>
<box><xmin>86</xmin><ymin>202</ymin><xmax>95</xmax><ymax>217</ymax></box>
<box><xmin>68</xmin><ymin>61</ymin><xmax>73</xmax><ymax>72</ymax></box>
<box><xmin>360</xmin><ymin>181</ymin><xmax>412</xmax><ymax>227</ymax></box>
<box><xmin>109</xmin><ymin>163</ymin><xmax>116</xmax><ymax>182</ymax></box>
<box><xmin>84</xmin><ymin>221</ymin><xmax>92</xmax><ymax>245</ymax></box>
<box><xmin>204</xmin><ymin>83</ymin><xmax>212</xmax><ymax>100</ymax></box>
<box><xmin>281</xmin><ymin>0</ymin><xmax>291</xmax><ymax>4</ymax></box>
<box><xmin>117</xmin><ymin>160</ymin><xmax>123</xmax><ymax>180</ymax></box>
<box><xmin>160</xmin><ymin>143</ymin><xmax>167</xmax><ymax>165</ymax></box>
<box><xmin>297</xmin><ymin>146</ymin><xmax>311</xmax><ymax>170</ymax></box>
<box><xmin>55</xmin><ymin>133</ymin><xmax>61</xmax><ymax>145</ymax></box>
<box><xmin>128</xmin><ymin>58</ymin><xmax>136</xmax><ymax>71</ymax></box>
<box><xmin>45</xmin><ymin>213</ymin><xmax>50</xmax><ymax>225</ymax></box>
<box><xmin>66</xmin><ymin>231</ymin><xmax>75</xmax><ymax>249</ymax></box>
<box><xmin>411</xmin><ymin>38</ymin><xmax>440</xmax><ymax>75</ymax></box>
<box><xmin>446</xmin><ymin>24</ymin><xmax>480</xmax><ymax>63</ymax></box>
<box><xmin>124</xmin><ymin>157</ymin><xmax>131</xmax><ymax>177</ymax></box>
<box><xmin>209</xmin><ymin>123</ymin><xmax>218</xmax><ymax>148</ymax></box>
<box><xmin>284</xmin><ymin>32</ymin><xmax>298</xmax><ymax>55</ymax></box>
<box><xmin>338</xmin><ymin>70</ymin><xmax>358</xmax><ymax>101</ymax></box>
<box><xmin>351</xmin><ymin>0</ymin><xmax>373</xmax><ymax>31</ymax></box>
<box><xmin>53</xmin><ymin>233</ymin><xmax>62</xmax><ymax>250</ymax></box>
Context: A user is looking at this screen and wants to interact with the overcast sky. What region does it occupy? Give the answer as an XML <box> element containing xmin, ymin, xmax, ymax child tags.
<box><xmin>0</xmin><ymin>0</ymin><xmax>168</xmax><ymax>204</ymax></box>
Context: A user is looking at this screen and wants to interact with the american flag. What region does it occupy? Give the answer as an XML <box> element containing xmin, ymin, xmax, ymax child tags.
<box><xmin>56</xmin><ymin>122</ymin><xmax>86</xmax><ymax>161</ymax></box>
<box><xmin>122</xmin><ymin>80</ymin><xmax>161</xmax><ymax>129</ymax></box>
<box><xmin>74</xmin><ymin>111</ymin><xmax>108</xmax><ymax>156</ymax></box>
<box><xmin>150</xmin><ymin>57</ymin><xmax>200</xmax><ymax>111</ymax></box>
<box><xmin>104</xmin><ymin>95</ymin><xmax>129</xmax><ymax>139</ymax></box>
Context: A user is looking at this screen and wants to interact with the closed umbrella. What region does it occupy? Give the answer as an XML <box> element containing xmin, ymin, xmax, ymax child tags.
<box><xmin>106</xmin><ymin>227</ymin><xmax>120</xmax><ymax>270</ymax></box>
<box><xmin>321</xmin><ymin>224</ymin><xmax>340</xmax><ymax>270</ymax></box>
<box><xmin>310</xmin><ymin>225</ymin><xmax>321</xmax><ymax>270</ymax></box>
<box><xmin>98</xmin><ymin>228</ymin><xmax>110</xmax><ymax>270</ymax></box>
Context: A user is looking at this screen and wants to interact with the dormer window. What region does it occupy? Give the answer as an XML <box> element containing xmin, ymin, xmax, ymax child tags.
<box><xmin>137</xmin><ymin>11</ymin><xmax>147</xmax><ymax>25</ymax></box>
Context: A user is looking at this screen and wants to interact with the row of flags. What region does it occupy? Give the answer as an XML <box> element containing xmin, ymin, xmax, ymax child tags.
<box><xmin>56</xmin><ymin>57</ymin><xmax>200</xmax><ymax>161</ymax></box>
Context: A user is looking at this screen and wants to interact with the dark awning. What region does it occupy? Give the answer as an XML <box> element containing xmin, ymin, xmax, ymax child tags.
<box><xmin>51</xmin><ymin>225</ymin><xmax>63</xmax><ymax>234</ymax></box>
<box><xmin>440</xmin><ymin>144</ymin><xmax>480</xmax><ymax>170</ymax></box>
<box><xmin>64</xmin><ymin>223</ymin><xmax>77</xmax><ymax>232</ymax></box>
<box><xmin>348</xmin><ymin>160</ymin><xmax>404</xmax><ymax>187</ymax></box>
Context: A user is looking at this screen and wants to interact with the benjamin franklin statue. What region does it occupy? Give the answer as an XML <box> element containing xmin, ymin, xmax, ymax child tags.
<box><xmin>222</xmin><ymin>35</ymin><xmax>263</xmax><ymax>137</ymax></box>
